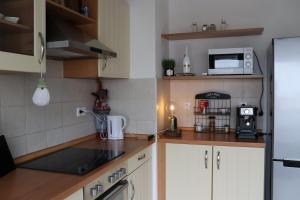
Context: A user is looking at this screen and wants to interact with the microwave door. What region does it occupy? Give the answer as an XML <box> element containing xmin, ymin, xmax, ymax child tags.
<box><xmin>209</xmin><ymin>54</ymin><xmax>244</xmax><ymax>75</ymax></box>
<box><xmin>210</xmin><ymin>54</ymin><xmax>243</xmax><ymax>68</ymax></box>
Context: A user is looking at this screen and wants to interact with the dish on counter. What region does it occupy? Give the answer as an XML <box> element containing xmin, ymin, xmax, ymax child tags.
<box><xmin>4</xmin><ymin>16</ymin><xmax>20</xmax><ymax>24</ymax></box>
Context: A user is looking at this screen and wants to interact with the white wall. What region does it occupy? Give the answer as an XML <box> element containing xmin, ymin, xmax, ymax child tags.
<box><xmin>167</xmin><ymin>0</ymin><xmax>300</xmax><ymax>131</ymax></box>
<box><xmin>129</xmin><ymin>0</ymin><xmax>156</xmax><ymax>79</ymax></box>
<box><xmin>155</xmin><ymin>0</ymin><xmax>169</xmax><ymax>78</ymax></box>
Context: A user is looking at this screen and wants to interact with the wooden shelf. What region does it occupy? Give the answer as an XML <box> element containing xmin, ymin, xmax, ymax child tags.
<box><xmin>46</xmin><ymin>0</ymin><xmax>96</xmax><ymax>25</ymax></box>
<box><xmin>163</xmin><ymin>75</ymin><xmax>264</xmax><ymax>80</ymax></box>
<box><xmin>161</xmin><ymin>27</ymin><xmax>264</xmax><ymax>40</ymax></box>
<box><xmin>0</xmin><ymin>19</ymin><xmax>32</xmax><ymax>33</ymax></box>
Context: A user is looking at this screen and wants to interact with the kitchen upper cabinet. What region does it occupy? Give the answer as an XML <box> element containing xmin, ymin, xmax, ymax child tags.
<box><xmin>213</xmin><ymin>146</ymin><xmax>265</xmax><ymax>200</ymax></box>
<box><xmin>128</xmin><ymin>159</ymin><xmax>152</xmax><ymax>200</ymax></box>
<box><xmin>63</xmin><ymin>0</ymin><xmax>130</xmax><ymax>78</ymax></box>
<box><xmin>0</xmin><ymin>0</ymin><xmax>46</xmax><ymax>73</ymax></box>
<box><xmin>98</xmin><ymin>0</ymin><xmax>130</xmax><ymax>78</ymax></box>
<box><xmin>166</xmin><ymin>143</ymin><xmax>213</xmax><ymax>200</ymax></box>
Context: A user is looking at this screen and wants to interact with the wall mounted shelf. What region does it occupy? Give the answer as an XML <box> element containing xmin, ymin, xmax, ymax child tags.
<box><xmin>0</xmin><ymin>19</ymin><xmax>32</xmax><ymax>33</ymax></box>
<box><xmin>46</xmin><ymin>0</ymin><xmax>96</xmax><ymax>25</ymax></box>
<box><xmin>163</xmin><ymin>75</ymin><xmax>264</xmax><ymax>80</ymax></box>
<box><xmin>161</xmin><ymin>27</ymin><xmax>264</xmax><ymax>40</ymax></box>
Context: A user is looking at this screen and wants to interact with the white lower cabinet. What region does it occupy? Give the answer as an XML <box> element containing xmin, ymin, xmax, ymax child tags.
<box><xmin>128</xmin><ymin>159</ymin><xmax>152</xmax><ymax>200</ymax></box>
<box><xmin>166</xmin><ymin>143</ymin><xmax>212</xmax><ymax>200</ymax></box>
<box><xmin>165</xmin><ymin>144</ymin><xmax>265</xmax><ymax>200</ymax></box>
<box><xmin>127</xmin><ymin>146</ymin><xmax>153</xmax><ymax>200</ymax></box>
<box><xmin>213</xmin><ymin>146</ymin><xmax>265</xmax><ymax>200</ymax></box>
<box><xmin>64</xmin><ymin>189</ymin><xmax>83</xmax><ymax>200</ymax></box>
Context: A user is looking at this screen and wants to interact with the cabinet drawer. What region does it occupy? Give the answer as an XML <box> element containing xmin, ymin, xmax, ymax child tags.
<box><xmin>128</xmin><ymin>146</ymin><xmax>152</xmax><ymax>174</ymax></box>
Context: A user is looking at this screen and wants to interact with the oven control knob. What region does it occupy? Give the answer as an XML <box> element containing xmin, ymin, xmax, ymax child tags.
<box><xmin>96</xmin><ymin>184</ymin><xmax>103</xmax><ymax>193</ymax></box>
<box><xmin>118</xmin><ymin>170</ymin><xmax>123</xmax><ymax>177</ymax></box>
<box><xmin>90</xmin><ymin>187</ymin><xmax>98</xmax><ymax>197</ymax></box>
<box><xmin>245</xmin><ymin>53</ymin><xmax>252</xmax><ymax>59</ymax></box>
<box><xmin>108</xmin><ymin>175</ymin><xmax>115</xmax><ymax>183</ymax></box>
<box><xmin>245</xmin><ymin>61</ymin><xmax>251</xmax><ymax>68</ymax></box>
<box><xmin>114</xmin><ymin>172</ymin><xmax>120</xmax><ymax>180</ymax></box>
<box><xmin>120</xmin><ymin>168</ymin><xmax>126</xmax><ymax>175</ymax></box>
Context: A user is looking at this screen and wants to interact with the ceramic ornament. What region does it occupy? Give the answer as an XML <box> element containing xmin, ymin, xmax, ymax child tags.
<box><xmin>32</xmin><ymin>78</ymin><xmax>50</xmax><ymax>106</ymax></box>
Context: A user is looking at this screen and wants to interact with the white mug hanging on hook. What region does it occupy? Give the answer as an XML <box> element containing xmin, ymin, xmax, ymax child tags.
<box><xmin>183</xmin><ymin>46</ymin><xmax>191</xmax><ymax>74</ymax></box>
<box><xmin>107</xmin><ymin>115</ymin><xmax>127</xmax><ymax>140</ymax></box>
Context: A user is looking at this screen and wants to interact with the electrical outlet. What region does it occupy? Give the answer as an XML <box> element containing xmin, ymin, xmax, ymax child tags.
<box><xmin>76</xmin><ymin>107</ymin><xmax>87</xmax><ymax>117</ymax></box>
<box><xmin>183</xmin><ymin>102</ymin><xmax>191</xmax><ymax>110</ymax></box>
<box><xmin>239</xmin><ymin>102</ymin><xmax>248</xmax><ymax>106</ymax></box>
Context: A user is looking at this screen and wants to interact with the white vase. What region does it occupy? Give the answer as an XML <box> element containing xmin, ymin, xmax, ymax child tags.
<box><xmin>183</xmin><ymin>46</ymin><xmax>191</xmax><ymax>74</ymax></box>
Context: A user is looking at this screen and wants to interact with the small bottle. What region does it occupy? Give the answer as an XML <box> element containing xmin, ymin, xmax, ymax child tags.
<box><xmin>220</xmin><ymin>18</ymin><xmax>228</xmax><ymax>30</ymax></box>
<box><xmin>183</xmin><ymin>46</ymin><xmax>191</xmax><ymax>74</ymax></box>
<box><xmin>202</xmin><ymin>24</ymin><xmax>208</xmax><ymax>31</ymax></box>
<box><xmin>208</xmin><ymin>116</ymin><xmax>216</xmax><ymax>133</ymax></box>
<box><xmin>192</xmin><ymin>22</ymin><xmax>198</xmax><ymax>32</ymax></box>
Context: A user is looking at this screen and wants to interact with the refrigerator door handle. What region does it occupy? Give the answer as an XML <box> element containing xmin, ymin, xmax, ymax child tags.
<box><xmin>273</xmin><ymin>158</ymin><xmax>300</xmax><ymax>168</ymax></box>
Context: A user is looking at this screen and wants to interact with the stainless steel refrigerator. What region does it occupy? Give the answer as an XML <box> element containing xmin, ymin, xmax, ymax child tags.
<box><xmin>268</xmin><ymin>37</ymin><xmax>300</xmax><ymax>200</ymax></box>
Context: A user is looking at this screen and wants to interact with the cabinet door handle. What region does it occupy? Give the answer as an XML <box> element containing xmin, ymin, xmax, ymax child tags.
<box><xmin>130</xmin><ymin>180</ymin><xmax>135</xmax><ymax>200</ymax></box>
<box><xmin>217</xmin><ymin>151</ymin><xmax>221</xmax><ymax>170</ymax></box>
<box><xmin>38</xmin><ymin>32</ymin><xmax>45</xmax><ymax>64</ymax></box>
<box><xmin>102</xmin><ymin>57</ymin><xmax>108</xmax><ymax>71</ymax></box>
<box><xmin>138</xmin><ymin>153</ymin><xmax>146</xmax><ymax>161</ymax></box>
<box><xmin>205</xmin><ymin>150</ymin><xmax>208</xmax><ymax>169</ymax></box>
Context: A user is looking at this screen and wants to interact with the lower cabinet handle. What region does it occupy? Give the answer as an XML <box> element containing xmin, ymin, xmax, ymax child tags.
<box><xmin>205</xmin><ymin>150</ymin><xmax>208</xmax><ymax>169</ymax></box>
<box><xmin>217</xmin><ymin>151</ymin><xmax>221</xmax><ymax>170</ymax></box>
<box><xmin>130</xmin><ymin>180</ymin><xmax>135</xmax><ymax>200</ymax></box>
<box><xmin>138</xmin><ymin>153</ymin><xmax>146</xmax><ymax>161</ymax></box>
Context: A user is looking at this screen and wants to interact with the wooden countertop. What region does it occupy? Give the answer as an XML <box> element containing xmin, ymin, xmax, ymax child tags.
<box><xmin>0</xmin><ymin>136</ymin><xmax>154</xmax><ymax>200</ymax></box>
<box><xmin>158</xmin><ymin>130</ymin><xmax>265</xmax><ymax>148</ymax></box>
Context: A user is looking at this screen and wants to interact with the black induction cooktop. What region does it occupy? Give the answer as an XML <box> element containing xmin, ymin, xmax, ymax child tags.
<box><xmin>19</xmin><ymin>148</ymin><xmax>125</xmax><ymax>175</ymax></box>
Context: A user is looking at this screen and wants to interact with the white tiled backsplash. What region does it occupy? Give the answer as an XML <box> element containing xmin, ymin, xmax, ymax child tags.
<box><xmin>102</xmin><ymin>78</ymin><xmax>157</xmax><ymax>134</ymax></box>
<box><xmin>0</xmin><ymin>60</ymin><xmax>97</xmax><ymax>158</ymax></box>
<box><xmin>170</xmin><ymin>79</ymin><xmax>263</xmax><ymax>129</ymax></box>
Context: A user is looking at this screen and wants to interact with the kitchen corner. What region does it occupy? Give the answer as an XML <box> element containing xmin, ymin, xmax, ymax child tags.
<box><xmin>1</xmin><ymin>0</ymin><xmax>300</xmax><ymax>199</ymax></box>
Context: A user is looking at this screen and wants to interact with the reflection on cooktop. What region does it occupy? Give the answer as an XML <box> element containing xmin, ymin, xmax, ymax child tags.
<box><xmin>19</xmin><ymin>148</ymin><xmax>125</xmax><ymax>175</ymax></box>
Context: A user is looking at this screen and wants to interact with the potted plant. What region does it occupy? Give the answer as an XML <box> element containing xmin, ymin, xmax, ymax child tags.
<box><xmin>162</xmin><ymin>59</ymin><xmax>176</xmax><ymax>76</ymax></box>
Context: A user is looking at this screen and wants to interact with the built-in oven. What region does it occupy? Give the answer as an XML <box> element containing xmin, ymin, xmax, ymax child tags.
<box><xmin>96</xmin><ymin>180</ymin><xmax>128</xmax><ymax>200</ymax></box>
<box><xmin>84</xmin><ymin>163</ymin><xmax>128</xmax><ymax>200</ymax></box>
<box><xmin>208</xmin><ymin>47</ymin><xmax>253</xmax><ymax>75</ymax></box>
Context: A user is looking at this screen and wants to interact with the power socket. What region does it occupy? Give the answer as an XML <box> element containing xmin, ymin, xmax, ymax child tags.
<box><xmin>76</xmin><ymin>107</ymin><xmax>87</xmax><ymax>117</ymax></box>
<box><xmin>183</xmin><ymin>102</ymin><xmax>191</xmax><ymax>110</ymax></box>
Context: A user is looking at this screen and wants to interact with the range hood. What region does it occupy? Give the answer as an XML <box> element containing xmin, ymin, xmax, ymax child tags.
<box><xmin>46</xmin><ymin>20</ymin><xmax>117</xmax><ymax>60</ymax></box>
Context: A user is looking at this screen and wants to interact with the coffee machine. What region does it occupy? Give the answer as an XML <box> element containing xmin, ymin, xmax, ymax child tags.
<box><xmin>236</xmin><ymin>105</ymin><xmax>258</xmax><ymax>139</ymax></box>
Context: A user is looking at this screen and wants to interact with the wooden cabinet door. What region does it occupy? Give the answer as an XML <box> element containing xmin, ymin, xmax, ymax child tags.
<box><xmin>213</xmin><ymin>146</ymin><xmax>265</xmax><ymax>200</ymax></box>
<box><xmin>0</xmin><ymin>0</ymin><xmax>46</xmax><ymax>73</ymax></box>
<box><xmin>64</xmin><ymin>189</ymin><xmax>83</xmax><ymax>200</ymax></box>
<box><xmin>166</xmin><ymin>143</ymin><xmax>212</xmax><ymax>200</ymax></box>
<box><xmin>128</xmin><ymin>159</ymin><xmax>152</xmax><ymax>200</ymax></box>
<box><xmin>98</xmin><ymin>0</ymin><xmax>130</xmax><ymax>78</ymax></box>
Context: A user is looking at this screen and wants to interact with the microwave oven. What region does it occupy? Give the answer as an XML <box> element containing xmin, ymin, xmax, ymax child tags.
<box><xmin>208</xmin><ymin>47</ymin><xmax>253</xmax><ymax>75</ymax></box>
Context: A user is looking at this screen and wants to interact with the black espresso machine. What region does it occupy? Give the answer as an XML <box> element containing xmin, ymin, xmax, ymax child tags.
<box><xmin>236</xmin><ymin>104</ymin><xmax>258</xmax><ymax>139</ymax></box>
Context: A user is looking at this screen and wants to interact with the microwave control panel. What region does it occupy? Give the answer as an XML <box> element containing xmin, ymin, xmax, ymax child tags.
<box><xmin>244</xmin><ymin>47</ymin><xmax>253</xmax><ymax>74</ymax></box>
